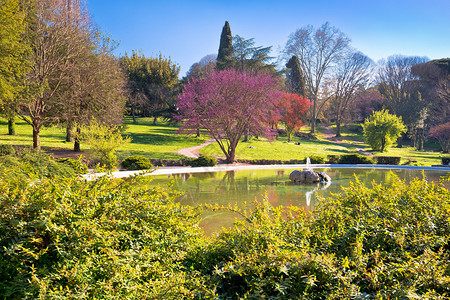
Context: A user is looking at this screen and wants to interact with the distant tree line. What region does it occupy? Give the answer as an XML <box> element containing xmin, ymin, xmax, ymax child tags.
<box><xmin>1</xmin><ymin>6</ymin><xmax>448</xmax><ymax>154</ymax></box>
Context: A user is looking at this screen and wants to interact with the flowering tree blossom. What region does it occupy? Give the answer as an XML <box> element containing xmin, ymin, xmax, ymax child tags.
<box><xmin>280</xmin><ymin>93</ymin><xmax>311</xmax><ymax>142</ymax></box>
<box><xmin>177</xmin><ymin>69</ymin><xmax>282</xmax><ymax>163</ymax></box>
<box><xmin>429</xmin><ymin>122</ymin><xmax>450</xmax><ymax>153</ymax></box>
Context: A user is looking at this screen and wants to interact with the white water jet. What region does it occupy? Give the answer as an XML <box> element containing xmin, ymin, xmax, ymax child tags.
<box><xmin>306</xmin><ymin>157</ymin><xmax>312</xmax><ymax>171</ymax></box>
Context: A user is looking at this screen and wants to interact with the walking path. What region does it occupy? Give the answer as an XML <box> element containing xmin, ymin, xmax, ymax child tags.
<box><xmin>322</xmin><ymin>126</ymin><xmax>374</xmax><ymax>156</ymax></box>
<box><xmin>177</xmin><ymin>139</ymin><xmax>215</xmax><ymax>158</ymax></box>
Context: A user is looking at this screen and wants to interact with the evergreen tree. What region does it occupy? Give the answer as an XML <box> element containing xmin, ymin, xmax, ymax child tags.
<box><xmin>216</xmin><ymin>21</ymin><xmax>234</xmax><ymax>70</ymax></box>
<box><xmin>285</xmin><ymin>55</ymin><xmax>306</xmax><ymax>96</ymax></box>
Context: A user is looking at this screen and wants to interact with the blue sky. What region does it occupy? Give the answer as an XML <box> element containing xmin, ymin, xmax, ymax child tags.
<box><xmin>87</xmin><ymin>0</ymin><xmax>450</xmax><ymax>77</ymax></box>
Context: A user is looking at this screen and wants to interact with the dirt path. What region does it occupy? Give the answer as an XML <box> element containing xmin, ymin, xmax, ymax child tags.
<box><xmin>322</xmin><ymin>126</ymin><xmax>374</xmax><ymax>157</ymax></box>
<box><xmin>177</xmin><ymin>139</ymin><xmax>215</xmax><ymax>158</ymax></box>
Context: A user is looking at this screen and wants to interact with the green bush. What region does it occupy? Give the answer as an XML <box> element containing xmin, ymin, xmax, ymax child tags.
<box><xmin>0</xmin><ymin>144</ymin><xmax>15</xmax><ymax>156</ymax></box>
<box><xmin>306</xmin><ymin>155</ymin><xmax>326</xmax><ymax>164</ymax></box>
<box><xmin>121</xmin><ymin>155</ymin><xmax>153</xmax><ymax>170</ymax></box>
<box><xmin>338</xmin><ymin>154</ymin><xmax>375</xmax><ymax>164</ymax></box>
<box><xmin>82</xmin><ymin>120</ymin><xmax>131</xmax><ymax>169</ymax></box>
<box><xmin>56</xmin><ymin>157</ymin><xmax>88</xmax><ymax>174</ymax></box>
<box><xmin>0</xmin><ymin>171</ymin><xmax>206</xmax><ymax>299</ymax></box>
<box><xmin>376</xmin><ymin>156</ymin><xmax>401</xmax><ymax>165</ymax></box>
<box><xmin>188</xmin><ymin>176</ymin><xmax>450</xmax><ymax>298</ymax></box>
<box><xmin>442</xmin><ymin>157</ymin><xmax>450</xmax><ymax>165</ymax></box>
<box><xmin>327</xmin><ymin>154</ymin><xmax>340</xmax><ymax>164</ymax></box>
<box><xmin>0</xmin><ymin>150</ymin><xmax>75</xmax><ymax>178</ymax></box>
<box><xmin>362</xmin><ymin>110</ymin><xmax>406</xmax><ymax>152</ymax></box>
<box><xmin>186</xmin><ymin>155</ymin><xmax>217</xmax><ymax>167</ymax></box>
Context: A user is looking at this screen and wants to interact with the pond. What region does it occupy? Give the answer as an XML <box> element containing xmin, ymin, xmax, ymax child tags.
<box><xmin>150</xmin><ymin>167</ymin><xmax>449</xmax><ymax>235</ymax></box>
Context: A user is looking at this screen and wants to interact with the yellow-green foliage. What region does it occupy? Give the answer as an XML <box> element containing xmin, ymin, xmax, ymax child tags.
<box><xmin>362</xmin><ymin>110</ymin><xmax>407</xmax><ymax>152</ymax></box>
<box><xmin>1</xmin><ymin>165</ymin><xmax>449</xmax><ymax>298</ymax></box>
<box><xmin>82</xmin><ymin>120</ymin><xmax>132</xmax><ymax>168</ymax></box>
<box><xmin>0</xmin><ymin>170</ymin><xmax>206</xmax><ymax>299</ymax></box>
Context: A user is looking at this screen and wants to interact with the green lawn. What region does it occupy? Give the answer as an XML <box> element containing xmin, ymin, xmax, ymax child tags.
<box><xmin>0</xmin><ymin>117</ymin><xmax>446</xmax><ymax>166</ymax></box>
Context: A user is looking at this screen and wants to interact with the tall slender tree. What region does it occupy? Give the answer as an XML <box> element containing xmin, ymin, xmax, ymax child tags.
<box><xmin>284</xmin><ymin>22</ymin><xmax>351</xmax><ymax>134</ymax></box>
<box><xmin>0</xmin><ymin>0</ymin><xmax>32</xmax><ymax>135</ymax></box>
<box><xmin>329</xmin><ymin>52</ymin><xmax>373</xmax><ymax>137</ymax></box>
<box><xmin>285</xmin><ymin>55</ymin><xmax>306</xmax><ymax>96</ymax></box>
<box><xmin>216</xmin><ymin>21</ymin><xmax>234</xmax><ymax>70</ymax></box>
<box><xmin>16</xmin><ymin>0</ymin><xmax>93</xmax><ymax>150</ymax></box>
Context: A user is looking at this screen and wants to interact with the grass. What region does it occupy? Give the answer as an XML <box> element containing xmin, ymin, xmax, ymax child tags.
<box><xmin>199</xmin><ymin>136</ymin><xmax>353</xmax><ymax>160</ymax></box>
<box><xmin>0</xmin><ymin>117</ymin><xmax>446</xmax><ymax>166</ymax></box>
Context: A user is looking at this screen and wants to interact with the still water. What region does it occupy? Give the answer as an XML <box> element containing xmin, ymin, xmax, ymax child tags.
<box><xmin>150</xmin><ymin>168</ymin><xmax>449</xmax><ymax>234</ymax></box>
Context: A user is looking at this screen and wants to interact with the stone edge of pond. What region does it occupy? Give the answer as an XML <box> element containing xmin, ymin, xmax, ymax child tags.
<box><xmin>81</xmin><ymin>164</ymin><xmax>450</xmax><ymax>181</ymax></box>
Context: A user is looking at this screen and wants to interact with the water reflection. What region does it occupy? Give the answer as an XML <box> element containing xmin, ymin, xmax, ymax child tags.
<box><xmin>151</xmin><ymin>168</ymin><xmax>449</xmax><ymax>234</ymax></box>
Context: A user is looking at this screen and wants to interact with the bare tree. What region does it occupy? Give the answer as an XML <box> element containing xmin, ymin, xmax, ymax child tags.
<box><xmin>284</xmin><ymin>22</ymin><xmax>351</xmax><ymax>133</ymax></box>
<box><xmin>329</xmin><ymin>52</ymin><xmax>373</xmax><ymax>136</ymax></box>
<box><xmin>17</xmin><ymin>0</ymin><xmax>92</xmax><ymax>150</ymax></box>
<box><xmin>377</xmin><ymin>55</ymin><xmax>428</xmax><ymax>114</ymax></box>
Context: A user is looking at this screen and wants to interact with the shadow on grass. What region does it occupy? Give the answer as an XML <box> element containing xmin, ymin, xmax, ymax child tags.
<box><xmin>115</xmin><ymin>149</ymin><xmax>185</xmax><ymax>160</ymax></box>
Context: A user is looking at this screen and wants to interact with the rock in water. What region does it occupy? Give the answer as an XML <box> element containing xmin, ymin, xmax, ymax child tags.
<box><xmin>289</xmin><ymin>170</ymin><xmax>331</xmax><ymax>184</ymax></box>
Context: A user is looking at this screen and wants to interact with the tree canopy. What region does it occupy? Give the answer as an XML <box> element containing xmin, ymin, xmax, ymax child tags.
<box><xmin>177</xmin><ymin>69</ymin><xmax>282</xmax><ymax>163</ymax></box>
<box><xmin>362</xmin><ymin>110</ymin><xmax>407</xmax><ymax>152</ymax></box>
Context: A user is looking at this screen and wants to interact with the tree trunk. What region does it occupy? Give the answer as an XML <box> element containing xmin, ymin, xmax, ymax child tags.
<box><xmin>153</xmin><ymin>116</ymin><xmax>157</xmax><ymax>125</ymax></box>
<box><xmin>335</xmin><ymin>120</ymin><xmax>341</xmax><ymax>137</ymax></box>
<box><xmin>74</xmin><ymin>126</ymin><xmax>81</xmax><ymax>151</ymax></box>
<box><xmin>131</xmin><ymin>105</ymin><xmax>136</xmax><ymax>124</ymax></box>
<box><xmin>8</xmin><ymin>117</ymin><xmax>15</xmax><ymax>135</ymax></box>
<box><xmin>381</xmin><ymin>137</ymin><xmax>386</xmax><ymax>152</ymax></box>
<box><xmin>417</xmin><ymin>128</ymin><xmax>424</xmax><ymax>150</ymax></box>
<box><xmin>243</xmin><ymin>129</ymin><xmax>249</xmax><ymax>142</ymax></box>
<box><xmin>66</xmin><ymin>122</ymin><xmax>74</xmax><ymax>142</ymax></box>
<box><xmin>226</xmin><ymin>145</ymin><xmax>236</xmax><ymax>164</ymax></box>
<box><xmin>33</xmin><ymin>126</ymin><xmax>41</xmax><ymax>150</ymax></box>
<box><xmin>196</xmin><ymin>127</ymin><xmax>200</xmax><ymax>137</ymax></box>
<box><xmin>310</xmin><ymin>97</ymin><xmax>317</xmax><ymax>134</ymax></box>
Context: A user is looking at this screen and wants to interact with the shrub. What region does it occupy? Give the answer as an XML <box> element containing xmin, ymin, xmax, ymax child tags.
<box><xmin>0</xmin><ymin>150</ymin><xmax>76</xmax><ymax>178</ymax></box>
<box><xmin>442</xmin><ymin>157</ymin><xmax>450</xmax><ymax>165</ymax></box>
<box><xmin>0</xmin><ymin>171</ymin><xmax>206</xmax><ymax>299</ymax></box>
<box><xmin>362</xmin><ymin>110</ymin><xmax>406</xmax><ymax>152</ymax></box>
<box><xmin>56</xmin><ymin>158</ymin><xmax>88</xmax><ymax>174</ymax></box>
<box><xmin>82</xmin><ymin>120</ymin><xmax>131</xmax><ymax>169</ymax></box>
<box><xmin>327</xmin><ymin>154</ymin><xmax>340</xmax><ymax>164</ymax></box>
<box><xmin>121</xmin><ymin>155</ymin><xmax>153</xmax><ymax>170</ymax></box>
<box><xmin>0</xmin><ymin>144</ymin><xmax>15</xmax><ymax>156</ymax></box>
<box><xmin>306</xmin><ymin>155</ymin><xmax>326</xmax><ymax>164</ymax></box>
<box><xmin>338</xmin><ymin>154</ymin><xmax>375</xmax><ymax>164</ymax></box>
<box><xmin>376</xmin><ymin>156</ymin><xmax>401</xmax><ymax>165</ymax></box>
<box><xmin>186</xmin><ymin>155</ymin><xmax>217</xmax><ymax>167</ymax></box>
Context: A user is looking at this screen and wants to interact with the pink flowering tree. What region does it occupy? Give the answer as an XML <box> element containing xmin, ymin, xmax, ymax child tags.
<box><xmin>177</xmin><ymin>69</ymin><xmax>282</xmax><ymax>163</ymax></box>
<box><xmin>429</xmin><ymin>122</ymin><xmax>450</xmax><ymax>153</ymax></box>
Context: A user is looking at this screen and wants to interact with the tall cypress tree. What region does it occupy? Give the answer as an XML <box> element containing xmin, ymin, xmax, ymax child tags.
<box><xmin>286</xmin><ymin>55</ymin><xmax>306</xmax><ymax>96</ymax></box>
<box><xmin>216</xmin><ymin>21</ymin><xmax>234</xmax><ymax>70</ymax></box>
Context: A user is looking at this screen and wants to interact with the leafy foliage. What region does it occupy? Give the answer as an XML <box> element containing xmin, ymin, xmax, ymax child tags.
<box><xmin>0</xmin><ymin>144</ymin><xmax>15</xmax><ymax>156</ymax></box>
<box><xmin>121</xmin><ymin>155</ymin><xmax>153</xmax><ymax>170</ymax></box>
<box><xmin>185</xmin><ymin>155</ymin><xmax>217</xmax><ymax>167</ymax></box>
<box><xmin>56</xmin><ymin>157</ymin><xmax>88</xmax><ymax>174</ymax></box>
<box><xmin>280</xmin><ymin>92</ymin><xmax>311</xmax><ymax>142</ymax></box>
<box><xmin>188</xmin><ymin>175</ymin><xmax>450</xmax><ymax>298</ymax></box>
<box><xmin>0</xmin><ymin>165</ymin><xmax>449</xmax><ymax>298</ymax></box>
<box><xmin>177</xmin><ymin>69</ymin><xmax>282</xmax><ymax>163</ymax></box>
<box><xmin>0</xmin><ymin>171</ymin><xmax>206</xmax><ymax>299</ymax></box>
<box><xmin>0</xmin><ymin>149</ymin><xmax>75</xmax><ymax>178</ymax></box>
<box><xmin>362</xmin><ymin>110</ymin><xmax>407</xmax><ymax>152</ymax></box>
<box><xmin>82</xmin><ymin>120</ymin><xmax>132</xmax><ymax>168</ymax></box>
<box><xmin>376</xmin><ymin>156</ymin><xmax>401</xmax><ymax>165</ymax></box>
<box><xmin>0</xmin><ymin>0</ymin><xmax>30</xmax><ymax>104</ymax></box>
<box><xmin>338</xmin><ymin>154</ymin><xmax>375</xmax><ymax>164</ymax></box>
<box><xmin>429</xmin><ymin>122</ymin><xmax>450</xmax><ymax>153</ymax></box>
